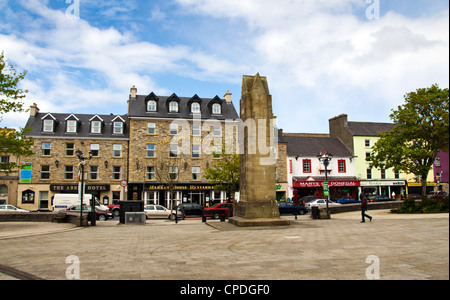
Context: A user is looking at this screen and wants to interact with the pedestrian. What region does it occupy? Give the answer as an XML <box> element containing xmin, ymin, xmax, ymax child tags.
<box><xmin>361</xmin><ymin>195</ymin><xmax>372</xmax><ymax>223</ymax></box>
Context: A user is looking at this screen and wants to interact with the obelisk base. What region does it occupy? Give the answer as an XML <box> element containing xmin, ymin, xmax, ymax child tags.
<box><xmin>229</xmin><ymin>217</ymin><xmax>290</xmax><ymax>227</ymax></box>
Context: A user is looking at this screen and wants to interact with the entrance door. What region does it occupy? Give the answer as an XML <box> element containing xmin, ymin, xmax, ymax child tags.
<box><xmin>191</xmin><ymin>192</ymin><xmax>204</xmax><ymax>206</ymax></box>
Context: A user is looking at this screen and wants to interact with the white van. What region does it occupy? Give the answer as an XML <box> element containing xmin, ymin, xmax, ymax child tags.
<box><xmin>52</xmin><ymin>194</ymin><xmax>108</xmax><ymax>212</ymax></box>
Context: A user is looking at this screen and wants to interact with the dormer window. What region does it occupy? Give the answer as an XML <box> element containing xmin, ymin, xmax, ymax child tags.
<box><xmin>191</xmin><ymin>102</ymin><xmax>201</xmax><ymax>114</ymax></box>
<box><xmin>41</xmin><ymin>113</ymin><xmax>58</xmax><ymax>133</ymax></box>
<box><xmin>65</xmin><ymin>114</ymin><xmax>80</xmax><ymax>133</ymax></box>
<box><xmin>145</xmin><ymin>92</ymin><xmax>159</xmax><ymax>112</ymax></box>
<box><xmin>147</xmin><ymin>100</ymin><xmax>157</xmax><ymax>112</ymax></box>
<box><xmin>43</xmin><ymin>120</ymin><xmax>54</xmax><ymax>132</ymax></box>
<box><xmin>113</xmin><ymin>122</ymin><xmax>123</xmax><ymax>134</ymax></box>
<box><xmin>212</xmin><ymin>103</ymin><xmax>221</xmax><ymax>114</ymax></box>
<box><xmin>169</xmin><ymin>101</ymin><xmax>179</xmax><ymax>113</ymax></box>
<box><xmin>112</xmin><ymin>116</ymin><xmax>126</xmax><ymax>135</ymax></box>
<box><xmin>90</xmin><ymin>115</ymin><xmax>104</xmax><ymax>134</ymax></box>
<box><xmin>91</xmin><ymin>121</ymin><xmax>102</xmax><ymax>133</ymax></box>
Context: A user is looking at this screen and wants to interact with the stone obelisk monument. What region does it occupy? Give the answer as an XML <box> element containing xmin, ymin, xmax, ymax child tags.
<box><xmin>229</xmin><ymin>74</ymin><xmax>290</xmax><ymax>227</ymax></box>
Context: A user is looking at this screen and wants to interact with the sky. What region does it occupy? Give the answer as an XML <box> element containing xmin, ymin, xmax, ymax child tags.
<box><xmin>0</xmin><ymin>0</ymin><xmax>448</xmax><ymax>134</ymax></box>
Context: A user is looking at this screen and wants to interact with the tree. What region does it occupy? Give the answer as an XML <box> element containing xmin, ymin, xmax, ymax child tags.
<box><xmin>0</xmin><ymin>51</ymin><xmax>34</xmax><ymax>174</ymax></box>
<box><xmin>370</xmin><ymin>84</ymin><xmax>449</xmax><ymax>197</ymax></box>
<box><xmin>204</xmin><ymin>145</ymin><xmax>240</xmax><ymax>208</ymax></box>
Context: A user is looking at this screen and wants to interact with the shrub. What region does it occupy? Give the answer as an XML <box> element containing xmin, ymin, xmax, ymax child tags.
<box><xmin>392</xmin><ymin>197</ymin><xmax>449</xmax><ymax>214</ymax></box>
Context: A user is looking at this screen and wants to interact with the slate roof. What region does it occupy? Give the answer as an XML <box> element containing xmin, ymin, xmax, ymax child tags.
<box><xmin>282</xmin><ymin>133</ymin><xmax>353</xmax><ymax>157</ymax></box>
<box><xmin>25</xmin><ymin>113</ymin><xmax>129</xmax><ymax>139</ymax></box>
<box><xmin>128</xmin><ymin>93</ymin><xmax>239</xmax><ymax>120</ymax></box>
<box><xmin>347</xmin><ymin>122</ymin><xmax>395</xmax><ymax>136</ymax></box>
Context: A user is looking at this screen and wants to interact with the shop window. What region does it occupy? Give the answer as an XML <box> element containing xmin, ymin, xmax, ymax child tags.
<box><xmin>22</xmin><ymin>190</ymin><xmax>35</xmax><ymax>204</ymax></box>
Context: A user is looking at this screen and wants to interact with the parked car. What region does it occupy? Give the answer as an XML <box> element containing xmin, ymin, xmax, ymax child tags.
<box><xmin>299</xmin><ymin>196</ymin><xmax>319</xmax><ymax>206</ymax></box>
<box><xmin>203</xmin><ymin>203</ymin><xmax>233</xmax><ymax>219</ymax></box>
<box><xmin>107</xmin><ymin>201</ymin><xmax>121</xmax><ymax>217</ymax></box>
<box><xmin>278</xmin><ymin>202</ymin><xmax>308</xmax><ymax>215</ymax></box>
<box><xmin>0</xmin><ymin>205</ymin><xmax>30</xmax><ymax>213</ymax></box>
<box><xmin>407</xmin><ymin>194</ymin><xmax>422</xmax><ymax>200</ymax></box>
<box><xmin>306</xmin><ymin>199</ymin><xmax>341</xmax><ymax>210</ymax></box>
<box><xmin>60</xmin><ymin>205</ymin><xmax>114</xmax><ymax>221</ymax></box>
<box><xmin>337</xmin><ymin>197</ymin><xmax>360</xmax><ymax>205</ymax></box>
<box><xmin>368</xmin><ymin>195</ymin><xmax>392</xmax><ymax>202</ymax></box>
<box><xmin>144</xmin><ymin>205</ymin><xmax>181</xmax><ymax>219</ymax></box>
<box><xmin>177</xmin><ymin>203</ymin><xmax>204</xmax><ymax>216</ymax></box>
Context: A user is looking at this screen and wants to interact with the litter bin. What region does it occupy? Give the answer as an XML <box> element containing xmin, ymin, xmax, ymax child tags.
<box><xmin>311</xmin><ymin>206</ymin><xmax>320</xmax><ymax>219</ymax></box>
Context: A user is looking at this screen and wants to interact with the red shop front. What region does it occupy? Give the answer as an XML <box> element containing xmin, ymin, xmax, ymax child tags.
<box><xmin>293</xmin><ymin>178</ymin><xmax>360</xmax><ymax>201</ymax></box>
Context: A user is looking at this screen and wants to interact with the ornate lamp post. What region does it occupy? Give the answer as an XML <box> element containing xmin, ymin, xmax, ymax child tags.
<box><xmin>317</xmin><ymin>151</ymin><xmax>333</xmax><ymax>217</ymax></box>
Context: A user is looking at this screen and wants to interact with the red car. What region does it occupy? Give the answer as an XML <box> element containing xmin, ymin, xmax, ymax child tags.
<box><xmin>203</xmin><ymin>203</ymin><xmax>233</xmax><ymax>219</ymax></box>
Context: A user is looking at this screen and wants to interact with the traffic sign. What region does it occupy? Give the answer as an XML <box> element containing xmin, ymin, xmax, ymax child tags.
<box><xmin>120</xmin><ymin>180</ymin><xmax>128</xmax><ymax>188</ymax></box>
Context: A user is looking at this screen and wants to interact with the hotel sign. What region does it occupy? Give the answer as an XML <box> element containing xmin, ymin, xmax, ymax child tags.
<box><xmin>50</xmin><ymin>184</ymin><xmax>110</xmax><ymax>192</ymax></box>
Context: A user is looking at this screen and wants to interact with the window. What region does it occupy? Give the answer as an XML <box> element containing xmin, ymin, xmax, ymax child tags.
<box><xmin>192</xmin><ymin>145</ymin><xmax>201</xmax><ymax>158</ymax></box>
<box><xmin>213</xmin><ymin>145</ymin><xmax>222</xmax><ymax>158</ymax></box>
<box><xmin>213</xmin><ymin>124</ymin><xmax>222</xmax><ymax>136</ymax></box>
<box><xmin>192</xmin><ymin>167</ymin><xmax>201</xmax><ymax>180</ymax></box>
<box><xmin>365</xmin><ymin>140</ymin><xmax>371</xmax><ymax>147</ymax></box>
<box><xmin>147</xmin><ymin>122</ymin><xmax>156</xmax><ymax>134</ymax></box>
<box><xmin>146</xmin><ymin>167</ymin><xmax>155</xmax><ymax>180</ymax></box>
<box><xmin>338</xmin><ymin>160</ymin><xmax>346</xmax><ymax>173</ymax></box>
<box><xmin>147</xmin><ymin>100</ymin><xmax>157</xmax><ymax>112</ymax></box>
<box><xmin>212</xmin><ymin>103</ymin><xmax>221</xmax><ymax>114</ymax></box>
<box><xmin>90</xmin><ymin>166</ymin><xmax>99</xmax><ymax>180</ymax></box>
<box><xmin>112</xmin><ymin>166</ymin><xmax>122</xmax><ymax>180</ymax></box>
<box><xmin>41</xmin><ymin>165</ymin><xmax>50</xmax><ymax>180</ymax></box>
<box><xmin>366</xmin><ymin>152</ymin><xmax>371</xmax><ymax>160</ymax></box>
<box><xmin>303</xmin><ymin>159</ymin><xmax>311</xmax><ymax>173</ymax></box>
<box><xmin>169</xmin><ymin>101</ymin><xmax>179</xmax><ymax>113</ymax></box>
<box><xmin>191</xmin><ymin>102</ymin><xmax>201</xmax><ymax>114</ymax></box>
<box><xmin>1</xmin><ymin>156</ymin><xmax>9</xmax><ymax>171</ymax></box>
<box><xmin>169</xmin><ymin>166</ymin><xmax>178</xmax><ymax>180</ymax></box>
<box><xmin>395</xmin><ymin>171</ymin><xmax>400</xmax><ymax>179</ymax></box>
<box><xmin>91</xmin><ymin>121</ymin><xmax>102</xmax><ymax>134</ymax></box>
<box><xmin>42</xmin><ymin>143</ymin><xmax>51</xmax><ymax>156</ymax></box>
<box><xmin>170</xmin><ymin>123</ymin><xmax>178</xmax><ymax>135</ymax></box>
<box><xmin>113</xmin><ymin>144</ymin><xmax>122</xmax><ymax>157</ymax></box>
<box><xmin>147</xmin><ymin>144</ymin><xmax>156</xmax><ymax>158</ymax></box>
<box><xmin>90</xmin><ymin>144</ymin><xmax>100</xmax><ymax>157</ymax></box>
<box><xmin>113</xmin><ymin>122</ymin><xmax>123</xmax><ymax>134</ymax></box>
<box><xmin>65</xmin><ymin>143</ymin><xmax>75</xmax><ymax>156</ymax></box>
<box><xmin>67</xmin><ymin>120</ymin><xmax>77</xmax><ymax>133</ymax></box>
<box><xmin>64</xmin><ymin>166</ymin><xmax>74</xmax><ymax>180</ymax></box>
<box><xmin>367</xmin><ymin>168</ymin><xmax>372</xmax><ymax>179</ymax></box>
<box><xmin>22</xmin><ymin>190</ymin><xmax>35</xmax><ymax>204</ymax></box>
<box><xmin>170</xmin><ymin>144</ymin><xmax>178</xmax><ymax>158</ymax></box>
<box><xmin>43</xmin><ymin>120</ymin><xmax>54</xmax><ymax>132</ymax></box>
<box><xmin>192</xmin><ymin>123</ymin><xmax>201</xmax><ymax>136</ymax></box>
<box><xmin>381</xmin><ymin>169</ymin><xmax>386</xmax><ymax>179</ymax></box>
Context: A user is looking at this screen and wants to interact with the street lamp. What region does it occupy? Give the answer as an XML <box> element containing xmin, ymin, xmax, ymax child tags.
<box><xmin>317</xmin><ymin>151</ymin><xmax>333</xmax><ymax>218</ymax></box>
<box><xmin>76</xmin><ymin>150</ymin><xmax>94</xmax><ymax>226</ymax></box>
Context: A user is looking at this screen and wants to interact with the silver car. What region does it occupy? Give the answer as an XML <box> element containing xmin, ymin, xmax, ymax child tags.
<box><xmin>144</xmin><ymin>205</ymin><xmax>182</xmax><ymax>219</ymax></box>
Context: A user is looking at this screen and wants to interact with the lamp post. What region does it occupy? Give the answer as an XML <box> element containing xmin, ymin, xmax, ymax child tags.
<box><xmin>76</xmin><ymin>150</ymin><xmax>94</xmax><ymax>226</ymax></box>
<box><xmin>317</xmin><ymin>151</ymin><xmax>333</xmax><ymax>218</ymax></box>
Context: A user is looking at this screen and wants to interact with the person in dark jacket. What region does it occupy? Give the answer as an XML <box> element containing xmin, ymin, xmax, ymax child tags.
<box><xmin>361</xmin><ymin>195</ymin><xmax>373</xmax><ymax>223</ymax></box>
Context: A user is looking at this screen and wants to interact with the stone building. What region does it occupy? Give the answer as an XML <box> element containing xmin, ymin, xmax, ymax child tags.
<box><xmin>1</xmin><ymin>128</ymin><xmax>20</xmax><ymax>206</ymax></box>
<box><xmin>126</xmin><ymin>87</ymin><xmax>240</xmax><ymax>208</ymax></box>
<box><xmin>18</xmin><ymin>104</ymin><xmax>129</xmax><ymax>211</ymax></box>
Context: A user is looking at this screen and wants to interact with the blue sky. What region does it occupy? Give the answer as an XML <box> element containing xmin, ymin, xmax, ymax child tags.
<box><xmin>1</xmin><ymin>0</ymin><xmax>448</xmax><ymax>133</ymax></box>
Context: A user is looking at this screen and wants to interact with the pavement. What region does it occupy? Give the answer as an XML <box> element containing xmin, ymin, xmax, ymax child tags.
<box><xmin>0</xmin><ymin>210</ymin><xmax>448</xmax><ymax>280</ymax></box>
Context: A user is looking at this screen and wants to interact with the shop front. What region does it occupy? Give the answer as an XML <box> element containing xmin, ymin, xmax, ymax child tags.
<box><xmin>128</xmin><ymin>182</ymin><xmax>228</xmax><ymax>208</ymax></box>
<box><xmin>360</xmin><ymin>180</ymin><xmax>407</xmax><ymax>199</ymax></box>
<box><xmin>293</xmin><ymin>177</ymin><xmax>360</xmax><ymax>202</ymax></box>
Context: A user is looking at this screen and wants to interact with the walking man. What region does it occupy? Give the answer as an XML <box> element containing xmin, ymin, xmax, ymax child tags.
<box><xmin>361</xmin><ymin>195</ymin><xmax>373</xmax><ymax>223</ymax></box>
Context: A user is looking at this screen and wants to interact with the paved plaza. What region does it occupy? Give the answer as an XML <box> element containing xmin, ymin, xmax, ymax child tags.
<box><xmin>0</xmin><ymin>210</ymin><xmax>448</xmax><ymax>280</ymax></box>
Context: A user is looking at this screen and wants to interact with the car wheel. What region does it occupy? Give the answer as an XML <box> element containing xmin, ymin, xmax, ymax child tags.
<box><xmin>113</xmin><ymin>210</ymin><xmax>120</xmax><ymax>217</ymax></box>
<box><xmin>98</xmin><ymin>215</ymin><xmax>106</xmax><ymax>221</ymax></box>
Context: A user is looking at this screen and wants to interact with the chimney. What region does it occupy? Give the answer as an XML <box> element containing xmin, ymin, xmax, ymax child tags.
<box><xmin>224</xmin><ymin>90</ymin><xmax>232</xmax><ymax>103</ymax></box>
<box><xmin>130</xmin><ymin>85</ymin><xmax>137</xmax><ymax>99</ymax></box>
<box><xmin>30</xmin><ymin>103</ymin><xmax>40</xmax><ymax>117</ymax></box>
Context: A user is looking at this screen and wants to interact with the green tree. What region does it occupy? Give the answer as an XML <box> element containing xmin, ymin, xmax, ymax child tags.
<box><xmin>0</xmin><ymin>51</ymin><xmax>34</xmax><ymax>174</ymax></box>
<box><xmin>204</xmin><ymin>146</ymin><xmax>240</xmax><ymax>204</ymax></box>
<box><xmin>370</xmin><ymin>84</ymin><xmax>449</xmax><ymax>197</ymax></box>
